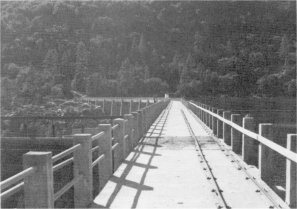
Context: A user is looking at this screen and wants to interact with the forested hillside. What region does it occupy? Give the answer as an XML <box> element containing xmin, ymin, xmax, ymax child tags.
<box><xmin>1</xmin><ymin>1</ymin><xmax>296</xmax><ymax>110</ymax></box>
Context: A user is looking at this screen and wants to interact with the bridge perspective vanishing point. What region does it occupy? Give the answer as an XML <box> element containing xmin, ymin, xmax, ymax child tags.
<box><xmin>0</xmin><ymin>99</ymin><xmax>296</xmax><ymax>209</ymax></box>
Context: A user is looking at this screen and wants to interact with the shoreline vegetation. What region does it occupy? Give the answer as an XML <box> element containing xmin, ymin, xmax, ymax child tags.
<box><xmin>1</xmin><ymin>1</ymin><xmax>296</xmax><ymax>116</ymax></box>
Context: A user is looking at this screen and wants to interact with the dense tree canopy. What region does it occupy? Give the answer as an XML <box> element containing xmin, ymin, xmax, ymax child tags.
<box><xmin>1</xmin><ymin>1</ymin><xmax>296</xmax><ymax>110</ymax></box>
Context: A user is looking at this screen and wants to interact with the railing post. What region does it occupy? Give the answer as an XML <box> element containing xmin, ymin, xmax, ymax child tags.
<box><xmin>286</xmin><ymin>134</ymin><xmax>297</xmax><ymax>208</ymax></box>
<box><xmin>138</xmin><ymin>99</ymin><xmax>141</xmax><ymax>110</ymax></box>
<box><xmin>206</xmin><ymin>106</ymin><xmax>209</xmax><ymax>127</ymax></box>
<box><xmin>203</xmin><ymin>105</ymin><xmax>206</xmax><ymax>125</ymax></box>
<box><xmin>124</xmin><ymin>114</ymin><xmax>133</xmax><ymax>154</ymax></box>
<box><xmin>97</xmin><ymin>125</ymin><xmax>112</xmax><ymax>191</ymax></box>
<box><xmin>258</xmin><ymin>123</ymin><xmax>274</xmax><ymax>185</ymax></box>
<box><xmin>137</xmin><ymin>110</ymin><xmax>144</xmax><ymax>138</ymax></box>
<box><xmin>73</xmin><ymin>134</ymin><xmax>93</xmax><ymax>207</ymax></box>
<box><xmin>23</xmin><ymin>151</ymin><xmax>54</xmax><ymax>208</ymax></box>
<box><xmin>199</xmin><ymin>103</ymin><xmax>203</xmax><ymax>119</ymax></box>
<box><xmin>146</xmin><ymin>99</ymin><xmax>149</xmax><ymax>107</ymax></box>
<box><xmin>212</xmin><ymin>108</ymin><xmax>217</xmax><ymax>135</ymax></box>
<box><xmin>199</xmin><ymin>103</ymin><xmax>203</xmax><ymax>121</ymax></box>
<box><xmin>217</xmin><ymin>109</ymin><xmax>223</xmax><ymax>138</ymax></box>
<box><xmin>113</xmin><ymin>119</ymin><xmax>126</xmax><ymax>171</ymax></box>
<box><xmin>146</xmin><ymin>106</ymin><xmax>151</xmax><ymax>129</ymax></box>
<box><xmin>242</xmin><ymin>117</ymin><xmax>257</xmax><ymax>166</ymax></box>
<box><xmin>231</xmin><ymin>114</ymin><xmax>242</xmax><ymax>154</ymax></box>
<box><xmin>102</xmin><ymin>99</ymin><xmax>105</xmax><ymax>114</ymax></box>
<box><xmin>129</xmin><ymin>100</ymin><xmax>132</xmax><ymax>113</ymax></box>
<box><xmin>206</xmin><ymin>105</ymin><xmax>209</xmax><ymax>127</ymax></box>
<box><xmin>208</xmin><ymin>106</ymin><xmax>212</xmax><ymax>129</ymax></box>
<box><xmin>110</xmin><ymin>100</ymin><xmax>114</xmax><ymax>116</ymax></box>
<box><xmin>132</xmin><ymin>112</ymin><xmax>139</xmax><ymax>146</ymax></box>
<box><xmin>120</xmin><ymin>100</ymin><xmax>123</xmax><ymax>116</ymax></box>
<box><xmin>223</xmin><ymin>111</ymin><xmax>231</xmax><ymax>145</ymax></box>
<box><xmin>141</xmin><ymin>108</ymin><xmax>146</xmax><ymax>133</ymax></box>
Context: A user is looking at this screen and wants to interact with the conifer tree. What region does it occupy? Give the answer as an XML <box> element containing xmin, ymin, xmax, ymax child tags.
<box><xmin>75</xmin><ymin>41</ymin><xmax>89</xmax><ymax>74</ymax></box>
<box><xmin>279</xmin><ymin>34</ymin><xmax>290</xmax><ymax>66</ymax></box>
<box><xmin>138</xmin><ymin>33</ymin><xmax>148</xmax><ymax>64</ymax></box>
<box><xmin>118</xmin><ymin>58</ymin><xmax>133</xmax><ymax>95</ymax></box>
<box><xmin>180</xmin><ymin>54</ymin><xmax>194</xmax><ymax>84</ymax></box>
<box><xmin>144</xmin><ymin>65</ymin><xmax>150</xmax><ymax>80</ymax></box>
<box><xmin>43</xmin><ymin>49</ymin><xmax>58</xmax><ymax>74</ymax></box>
<box><xmin>72</xmin><ymin>42</ymin><xmax>89</xmax><ymax>93</ymax></box>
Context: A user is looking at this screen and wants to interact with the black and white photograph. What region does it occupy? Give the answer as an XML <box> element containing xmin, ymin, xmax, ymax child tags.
<box><xmin>0</xmin><ymin>1</ymin><xmax>296</xmax><ymax>208</ymax></box>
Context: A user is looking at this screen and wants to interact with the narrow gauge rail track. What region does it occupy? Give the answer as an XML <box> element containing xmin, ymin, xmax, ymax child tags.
<box><xmin>181</xmin><ymin>110</ymin><xmax>230</xmax><ymax>209</ymax></box>
<box><xmin>187</xmin><ymin>108</ymin><xmax>286</xmax><ymax>209</ymax></box>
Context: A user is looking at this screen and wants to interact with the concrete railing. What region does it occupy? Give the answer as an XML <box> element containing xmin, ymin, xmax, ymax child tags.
<box><xmin>0</xmin><ymin>99</ymin><xmax>169</xmax><ymax>208</ymax></box>
<box><xmin>83</xmin><ymin>97</ymin><xmax>163</xmax><ymax>102</ymax></box>
<box><xmin>183</xmin><ymin>100</ymin><xmax>297</xmax><ymax>208</ymax></box>
<box><xmin>82</xmin><ymin>98</ymin><xmax>158</xmax><ymax>116</ymax></box>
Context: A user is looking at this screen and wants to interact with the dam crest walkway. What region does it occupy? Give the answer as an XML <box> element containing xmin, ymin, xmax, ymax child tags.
<box><xmin>91</xmin><ymin>101</ymin><xmax>287</xmax><ymax>208</ymax></box>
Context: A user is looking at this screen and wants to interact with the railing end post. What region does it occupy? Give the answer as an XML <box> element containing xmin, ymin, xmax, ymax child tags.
<box><xmin>286</xmin><ymin>134</ymin><xmax>297</xmax><ymax>208</ymax></box>
<box><xmin>73</xmin><ymin>133</ymin><xmax>93</xmax><ymax>208</ymax></box>
<box><xmin>23</xmin><ymin>151</ymin><xmax>54</xmax><ymax>208</ymax></box>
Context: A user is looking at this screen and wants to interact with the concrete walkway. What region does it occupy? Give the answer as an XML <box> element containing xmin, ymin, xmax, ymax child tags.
<box><xmin>91</xmin><ymin>101</ymin><xmax>285</xmax><ymax>208</ymax></box>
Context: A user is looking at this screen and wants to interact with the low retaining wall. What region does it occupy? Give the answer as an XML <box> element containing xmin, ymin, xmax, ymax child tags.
<box><xmin>1</xmin><ymin>99</ymin><xmax>170</xmax><ymax>208</ymax></box>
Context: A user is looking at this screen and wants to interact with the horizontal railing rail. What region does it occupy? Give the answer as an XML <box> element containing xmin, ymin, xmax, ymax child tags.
<box><xmin>83</xmin><ymin>97</ymin><xmax>163</xmax><ymax>102</ymax></box>
<box><xmin>189</xmin><ymin>101</ymin><xmax>297</xmax><ymax>163</ymax></box>
<box><xmin>0</xmin><ymin>167</ymin><xmax>36</xmax><ymax>191</ymax></box>
<box><xmin>1</xmin><ymin>98</ymin><xmax>170</xmax><ymax>208</ymax></box>
<box><xmin>111</xmin><ymin>124</ymin><xmax>119</xmax><ymax>130</ymax></box>
<box><xmin>186</xmin><ymin>99</ymin><xmax>296</xmax><ymax>208</ymax></box>
<box><xmin>52</xmin><ymin>144</ymin><xmax>81</xmax><ymax>163</ymax></box>
<box><xmin>54</xmin><ymin>175</ymin><xmax>83</xmax><ymax>201</ymax></box>
<box><xmin>92</xmin><ymin>154</ymin><xmax>105</xmax><ymax>168</ymax></box>
<box><xmin>53</xmin><ymin>157</ymin><xmax>74</xmax><ymax>172</ymax></box>
<box><xmin>0</xmin><ymin>182</ymin><xmax>24</xmax><ymax>200</ymax></box>
<box><xmin>0</xmin><ymin>116</ymin><xmax>122</xmax><ymax>120</ymax></box>
<box><xmin>91</xmin><ymin>131</ymin><xmax>105</xmax><ymax>142</ymax></box>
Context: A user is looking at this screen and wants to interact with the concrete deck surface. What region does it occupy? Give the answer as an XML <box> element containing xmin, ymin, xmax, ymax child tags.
<box><xmin>91</xmin><ymin>101</ymin><xmax>285</xmax><ymax>208</ymax></box>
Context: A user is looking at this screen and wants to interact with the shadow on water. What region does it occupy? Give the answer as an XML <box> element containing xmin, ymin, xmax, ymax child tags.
<box><xmin>92</xmin><ymin>105</ymin><xmax>170</xmax><ymax>208</ymax></box>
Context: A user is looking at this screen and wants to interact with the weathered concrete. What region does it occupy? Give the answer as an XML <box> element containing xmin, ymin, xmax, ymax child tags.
<box><xmin>23</xmin><ymin>152</ymin><xmax>54</xmax><ymax>208</ymax></box>
<box><xmin>73</xmin><ymin>134</ymin><xmax>93</xmax><ymax>208</ymax></box>
<box><xmin>92</xmin><ymin>102</ymin><xmax>216</xmax><ymax>208</ymax></box>
<box><xmin>242</xmin><ymin>117</ymin><xmax>258</xmax><ymax>166</ymax></box>
<box><xmin>286</xmin><ymin>134</ymin><xmax>297</xmax><ymax>208</ymax></box>
<box><xmin>91</xmin><ymin>101</ymin><xmax>288</xmax><ymax>209</ymax></box>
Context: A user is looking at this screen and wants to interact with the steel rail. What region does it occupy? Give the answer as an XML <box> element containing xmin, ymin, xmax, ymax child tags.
<box><xmin>191</xmin><ymin>109</ymin><xmax>282</xmax><ymax>208</ymax></box>
<box><xmin>218</xmin><ymin>141</ymin><xmax>284</xmax><ymax>209</ymax></box>
<box><xmin>187</xmin><ymin>105</ymin><xmax>289</xmax><ymax>209</ymax></box>
<box><xmin>181</xmin><ymin>110</ymin><xmax>230</xmax><ymax>209</ymax></box>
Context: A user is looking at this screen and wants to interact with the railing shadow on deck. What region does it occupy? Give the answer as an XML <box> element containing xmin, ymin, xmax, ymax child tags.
<box><xmin>91</xmin><ymin>104</ymin><xmax>170</xmax><ymax>208</ymax></box>
<box><xmin>0</xmin><ymin>99</ymin><xmax>170</xmax><ymax>209</ymax></box>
